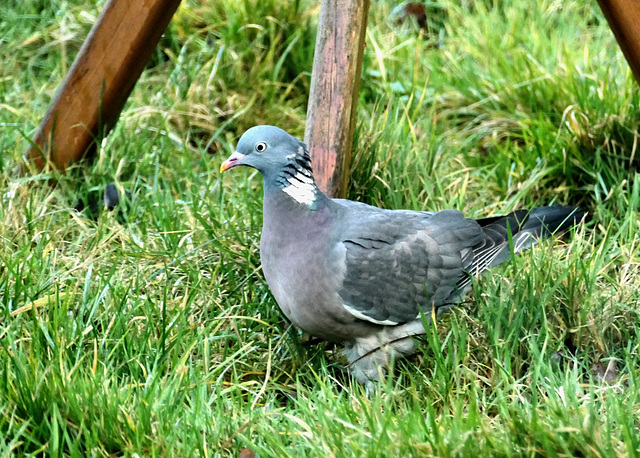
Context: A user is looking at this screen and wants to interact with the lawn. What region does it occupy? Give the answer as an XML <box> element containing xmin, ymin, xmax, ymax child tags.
<box><xmin>1</xmin><ymin>0</ymin><xmax>639</xmax><ymax>456</ymax></box>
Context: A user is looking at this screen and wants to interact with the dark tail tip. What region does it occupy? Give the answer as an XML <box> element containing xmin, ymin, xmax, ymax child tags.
<box><xmin>524</xmin><ymin>205</ymin><xmax>585</xmax><ymax>238</ymax></box>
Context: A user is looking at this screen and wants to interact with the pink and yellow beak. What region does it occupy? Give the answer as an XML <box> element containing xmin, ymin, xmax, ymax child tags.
<box><xmin>220</xmin><ymin>151</ymin><xmax>246</xmax><ymax>173</ymax></box>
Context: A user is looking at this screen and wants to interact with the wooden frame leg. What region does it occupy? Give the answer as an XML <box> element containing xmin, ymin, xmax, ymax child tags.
<box><xmin>304</xmin><ymin>0</ymin><xmax>370</xmax><ymax>198</ymax></box>
<box><xmin>597</xmin><ymin>0</ymin><xmax>640</xmax><ymax>85</ymax></box>
<box><xmin>25</xmin><ymin>0</ymin><xmax>182</xmax><ymax>171</ymax></box>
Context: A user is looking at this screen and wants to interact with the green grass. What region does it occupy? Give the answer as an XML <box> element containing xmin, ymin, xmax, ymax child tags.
<box><xmin>1</xmin><ymin>0</ymin><xmax>639</xmax><ymax>455</ymax></box>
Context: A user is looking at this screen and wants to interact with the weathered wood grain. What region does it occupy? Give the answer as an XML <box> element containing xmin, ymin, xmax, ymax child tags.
<box><xmin>304</xmin><ymin>0</ymin><xmax>370</xmax><ymax>197</ymax></box>
<box><xmin>26</xmin><ymin>0</ymin><xmax>182</xmax><ymax>170</ymax></box>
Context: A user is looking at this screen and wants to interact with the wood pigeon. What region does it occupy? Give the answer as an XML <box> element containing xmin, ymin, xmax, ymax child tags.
<box><xmin>220</xmin><ymin>125</ymin><xmax>584</xmax><ymax>387</ymax></box>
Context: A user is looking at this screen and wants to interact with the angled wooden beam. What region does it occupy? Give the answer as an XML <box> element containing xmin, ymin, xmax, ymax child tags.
<box><xmin>597</xmin><ymin>0</ymin><xmax>640</xmax><ymax>85</ymax></box>
<box><xmin>304</xmin><ymin>0</ymin><xmax>370</xmax><ymax>198</ymax></box>
<box><xmin>26</xmin><ymin>0</ymin><xmax>182</xmax><ymax>171</ymax></box>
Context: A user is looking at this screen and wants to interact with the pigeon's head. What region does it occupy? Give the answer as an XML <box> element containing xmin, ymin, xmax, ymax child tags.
<box><xmin>220</xmin><ymin>125</ymin><xmax>310</xmax><ymax>178</ymax></box>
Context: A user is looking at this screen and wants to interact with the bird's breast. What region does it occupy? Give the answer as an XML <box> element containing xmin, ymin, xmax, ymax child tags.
<box><xmin>259</xmin><ymin>202</ymin><xmax>372</xmax><ymax>341</ymax></box>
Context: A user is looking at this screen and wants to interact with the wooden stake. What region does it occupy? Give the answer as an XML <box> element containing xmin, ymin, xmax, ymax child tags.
<box><xmin>597</xmin><ymin>0</ymin><xmax>640</xmax><ymax>85</ymax></box>
<box><xmin>304</xmin><ymin>0</ymin><xmax>370</xmax><ymax>198</ymax></box>
<box><xmin>26</xmin><ymin>0</ymin><xmax>182</xmax><ymax>171</ymax></box>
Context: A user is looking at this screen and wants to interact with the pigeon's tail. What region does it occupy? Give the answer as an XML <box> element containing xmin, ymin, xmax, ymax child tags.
<box><xmin>467</xmin><ymin>205</ymin><xmax>584</xmax><ymax>277</ymax></box>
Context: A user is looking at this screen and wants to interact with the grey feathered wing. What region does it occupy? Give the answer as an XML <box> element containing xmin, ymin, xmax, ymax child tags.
<box><xmin>334</xmin><ymin>207</ymin><xmax>485</xmax><ymax>326</ymax></box>
<box><xmin>333</xmin><ymin>204</ymin><xmax>584</xmax><ymax>327</ymax></box>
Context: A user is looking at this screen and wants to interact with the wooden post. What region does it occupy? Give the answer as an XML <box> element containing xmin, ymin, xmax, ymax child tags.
<box><xmin>25</xmin><ymin>0</ymin><xmax>183</xmax><ymax>171</ymax></box>
<box><xmin>304</xmin><ymin>0</ymin><xmax>370</xmax><ymax>198</ymax></box>
<box><xmin>597</xmin><ymin>0</ymin><xmax>640</xmax><ymax>85</ymax></box>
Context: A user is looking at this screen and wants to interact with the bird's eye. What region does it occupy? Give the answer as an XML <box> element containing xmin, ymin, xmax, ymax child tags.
<box><xmin>255</xmin><ymin>142</ymin><xmax>267</xmax><ymax>152</ymax></box>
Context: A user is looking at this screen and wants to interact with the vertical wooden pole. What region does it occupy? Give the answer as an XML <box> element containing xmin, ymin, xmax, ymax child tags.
<box><xmin>597</xmin><ymin>0</ymin><xmax>640</xmax><ymax>85</ymax></box>
<box><xmin>25</xmin><ymin>0</ymin><xmax>182</xmax><ymax>171</ymax></box>
<box><xmin>304</xmin><ymin>0</ymin><xmax>370</xmax><ymax>198</ymax></box>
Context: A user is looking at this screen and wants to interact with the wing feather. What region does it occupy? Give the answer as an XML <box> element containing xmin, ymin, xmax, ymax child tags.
<box><xmin>335</xmin><ymin>208</ymin><xmax>484</xmax><ymax>325</ymax></box>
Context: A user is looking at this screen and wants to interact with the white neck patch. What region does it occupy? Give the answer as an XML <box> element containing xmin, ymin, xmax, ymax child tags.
<box><xmin>282</xmin><ymin>171</ymin><xmax>316</xmax><ymax>206</ymax></box>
